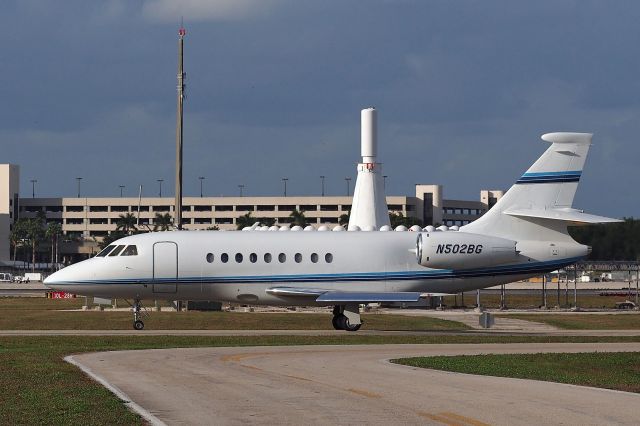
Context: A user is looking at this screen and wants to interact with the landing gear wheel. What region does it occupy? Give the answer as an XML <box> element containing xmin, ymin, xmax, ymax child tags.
<box><xmin>343</xmin><ymin>321</ymin><xmax>361</xmax><ymax>332</ymax></box>
<box><xmin>332</xmin><ymin>315</ymin><xmax>342</xmax><ymax>330</ymax></box>
<box><xmin>340</xmin><ymin>315</ymin><xmax>361</xmax><ymax>332</ymax></box>
<box><xmin>133</xmin><ymin>320</ymin><xmax>145</xmax><ymax>330</ymax></box>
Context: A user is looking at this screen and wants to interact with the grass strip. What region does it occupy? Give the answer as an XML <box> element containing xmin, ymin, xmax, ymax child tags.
<box><xmin>393</xmin><ymin>351</ymin><xmax>640</xmax><ymax>393</ymax></box>
<box><xmin>3</xmin><ymin>334</ymin><xmax>640</xmax><ymax>424</ymax></box>
<box><xmin>0</xmin><ymin>309</ymin><xmax>468</xmax><ymax>331</ymax></box>
<box><xmin>502</xmin><ymin>314</ymin><xmax>640</xmax><ymax>330</ymax></box>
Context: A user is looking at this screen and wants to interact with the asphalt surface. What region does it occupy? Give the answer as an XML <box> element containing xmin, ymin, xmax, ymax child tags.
<box><xmin>71</xmin><ymin>343</ymin><xmax>640</xmax><ymax>425</ymax></box>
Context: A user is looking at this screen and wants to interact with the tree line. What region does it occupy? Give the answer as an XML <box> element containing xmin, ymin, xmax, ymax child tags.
<box><xmin>569</xmin><ymin>217</ymin><xmax>640</xmax><ymax>261</ymax></box>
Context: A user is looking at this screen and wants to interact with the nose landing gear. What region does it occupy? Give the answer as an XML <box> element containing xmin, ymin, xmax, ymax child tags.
<box><xmin>332</xmin><ymin>304</ymin><xmax>362</xmax><ymax>331</ymax></box>
<box><xmin>132</xmin><ymin>299</ymin><xmax>144</xmax><ymax>330</ymax></box>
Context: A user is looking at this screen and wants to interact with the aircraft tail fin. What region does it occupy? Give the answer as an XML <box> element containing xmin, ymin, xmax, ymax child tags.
<box><xmin>462</xmin><ymin>132</ymin><xmax>620</xmax><ymax>240</ymax></box>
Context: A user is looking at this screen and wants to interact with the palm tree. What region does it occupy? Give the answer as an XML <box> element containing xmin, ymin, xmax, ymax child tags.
<box><xmin>9</xmin><ymin>218</ymin><xmax>28</xmax><ymax>262</ymax></box>
<box><xmin>25</xmin><ymin>216</ymin><xmax>45</xmax><ymax>272</ymax></box>
<box><xmin>153</xmin><ymin>213</ymin><xmax>173</xmax><ymax>232</ymax></box>
<box><xmin>116</xmin><ymin>212</ymin><xmax>138</xmax><ymax>235</ymax></box>
<box><xmin>338</xmin><ymin>212</ymin><xmax>350</xmax><ymax>227</ymax></box>
<box><xmin>45</xmin><ymin>222</ymin><xmax>62</xmax><ymax>270</ymax></box>
<box><xmin>236</xmin><ymin>212</ymin><xmax>255</xmax><ymax>230</ymax></box>
<box><xmin>289</xmin><ymin>209</ymin><xmax>307</xmax><ymax>227</ymax></box>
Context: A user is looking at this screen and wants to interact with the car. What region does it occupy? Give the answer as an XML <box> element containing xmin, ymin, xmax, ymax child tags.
<box><xmin>0</xmin><ymin>273</ymin><xmax>13</xmax><ymax>282</ymax></box>
<box><xmin>615</xmin><ymin>301</ymin><xmax>637</xmax><ymax>310</ymax></box>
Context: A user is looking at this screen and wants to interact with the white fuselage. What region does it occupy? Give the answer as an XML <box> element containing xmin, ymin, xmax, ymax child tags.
<box><xmin>44</xmin><ymin>230</ymin><xmax>586</xmax><ymax>305</ymax></box>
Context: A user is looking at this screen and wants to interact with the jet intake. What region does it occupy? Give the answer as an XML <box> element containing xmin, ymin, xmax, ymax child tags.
<box><xmin>417</xmin><ymin>232</ymin><xmax>518</xmax><ymax>270</ymax></box>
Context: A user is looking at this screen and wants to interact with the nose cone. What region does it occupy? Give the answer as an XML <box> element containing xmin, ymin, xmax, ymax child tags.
<box><xmin>44</xmin><ymin>262</ymin><xmax>90</xmax><ymax>293</ymax></box>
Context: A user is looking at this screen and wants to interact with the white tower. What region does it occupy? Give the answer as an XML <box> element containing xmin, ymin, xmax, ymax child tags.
<box><xmin>348</xmin><ymin>108</ymin><xmax>391</xmax><ymax>230</ymax></box>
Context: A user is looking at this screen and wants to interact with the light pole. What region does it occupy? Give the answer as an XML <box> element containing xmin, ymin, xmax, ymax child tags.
<box><xmin>238</xmin><ymin>184</ymin><xmax>244</xmax><ymax>197</ymax></box>
<box><xmin>198</xmin><ymin>176</ymin><xmax>205</xmax><ymax>197</ymax></box>
<box><xmin>383</xmin><ymin>175</ymin><xmax>388</xmax><ymax>190</ymax></box>
<box><xmin>157</xmin><ymin>179</ymin><xmax>164</xmax><ymax>197</ymax></box>
<box><xmin>119</xmin><ymin>185</ymin><xmax>125</xmax><ymax>197</ymax></box>
<box><xmin>345</xmin><ymin>177</ymin><xmax>352</xmax><ymax>196</ymax></box>
<box><xmin>30</xmin><ymin>179</ymin><xmax>37</xmax><ymax>198</ymax></box>
<box><xmin>320</xmin><ymin>176</ymin><xmax>325</xmax><ymax>196</ymax></box>
<box><xmin>76</xmin><ymin>177</ymin><xmax>82</xmax><ymax>198</ymax></box>
<box><xmin>282</xmin><ymin>178</ymin><xmax>288</xmax><ymax>197</ymax></box>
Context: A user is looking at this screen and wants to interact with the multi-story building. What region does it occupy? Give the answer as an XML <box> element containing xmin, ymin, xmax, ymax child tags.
<box><xmin>2</xmin><ymin>164</ymin><xmax>503</xmax><ymax>262</ymax></box>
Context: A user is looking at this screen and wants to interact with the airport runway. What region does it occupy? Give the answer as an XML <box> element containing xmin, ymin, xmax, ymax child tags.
<box><xmin>71</xmin><ymin>342</ymin><xmax>640</xmax><ymax>425</ymax></box>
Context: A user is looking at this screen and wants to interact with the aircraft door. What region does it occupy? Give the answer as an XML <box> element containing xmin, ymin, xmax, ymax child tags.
<box><xmin>153</xmin><ymin>241</ymin><xmax>178</xmax><ymax>294</ymax></box>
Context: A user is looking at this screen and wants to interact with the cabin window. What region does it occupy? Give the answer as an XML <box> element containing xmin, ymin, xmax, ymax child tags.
<box><xmin>311</xmin><ymin>253</ymin><xmax>318</xmax><ymax>263</ymax></box>
<box><xmin>264</xmin><ymin>253</ymin><xmax>272</xmax><ymax>263</ymax></box>
<box><xmin>235</xmin><ymin>253</ymin><xmax>243</xmax><ymax>263</ymax></box>
<box><xmin>206</xmin><ymin>253</ymin><xmax>214</xmax><ymax>263</ymax></box>
<box><xmin>325</xmin><ymin>253</ymin><xmax>333</xmax><ymax>263</ymax></box>
<box><xmin>221</xmin><ymin>253</ymin><xmax>229</xmax><ymax>263</ymax></box>
<box><xmin>249</xmin><ymin>253</ymin><xmax>257</xmax><ymax>263</ymax></box>
<box><xmin>278</xmin><ymin>253</ymin><xmax>286</xmax><ymax>263</ymax></box>
<box><xmin>121</xmin><ymin>245</ymin><xmax>138</xmax><ymax>256</ymax></box>
<box><xmin>109</xmin><ymin>245</ymin><xmax>126</xmax><ymax>257</ymax></box>
<box><xmin>96</xmin><ymin>245</ymin><xmax>115</xmax><ymax>257</ymax></box>
<box><xmin>294</xmin><ymin>253</ymin><xmax>302</xmax><ymax>263</ymax></box>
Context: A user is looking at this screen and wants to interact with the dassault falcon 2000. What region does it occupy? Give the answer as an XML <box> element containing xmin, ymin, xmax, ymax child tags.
<box><xmin>45</xmin><ymin>132</ymin><xmax>618</xmax><ymax>331</ymax></box>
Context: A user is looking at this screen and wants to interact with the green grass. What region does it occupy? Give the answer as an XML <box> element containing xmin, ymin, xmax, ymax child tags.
<box><xmin>502</xmin><ymin>314</ymin><xmax>640</xmax><ymax>330</ymax></box>
<box><xmin>3</xmin><ymin>335</ymin><xmax>640</xmax><ymax>424</ymax></box>
<box><xmin>0</xmin><ymin>297</ymin><xmax>468</xmax><ymax>330</ymax></box>
<box><xmin>0</xmin><ymin>310</ymin><xmax>467</xmax><ymax>331</ymax></box>
<box><xmin>393</xmin><ymin>352</ymin><xmax>640</xmax><ymax>393</ymax></box>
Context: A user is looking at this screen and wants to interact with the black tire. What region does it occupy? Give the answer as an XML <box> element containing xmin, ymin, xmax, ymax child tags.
<box><xmin>332</xmin><ymin>315</ymin><xmax>343</xmax><ymax>330</ymax></box>
<box><xmin>344</xmin><ymin>322</ymin><xmax>361</xmax><ymax>332</ymax></box>
<box><xmin>341</xmin><ymin>316</ymin><xmax>362</xmax><ymax>332</ymax></box>
<box><xmin>133</xmin><ymin>320</ymin><xmax>145</xmax><ymax>330</ymax></box>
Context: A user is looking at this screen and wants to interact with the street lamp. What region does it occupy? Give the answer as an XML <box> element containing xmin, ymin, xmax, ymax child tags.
<box><xmin>76</xmin><ymin>177</ymin><xmax>82</xmax><ymax>198</ymax></box>
<box><xmin>119</xmin><ymin>185</ymin><xmax>125</xmax><ymax>197</ymax></box>
<box><xmin>157</xmin><ymin>179</ymin><xmax>164</xmax><ymax>197</ymax></box>
<box><xmin>198</xmin><ymin>176</ymin><xmax>205</xmax><ymax>197</ymax></box>
<box><xmin>30</xmin><ymin>179</ymin><xmax>37</xmax><ymax>198</ymax></box>
<box><xmin>320</xmin><ymin>176</ymin><xmax>325</xmax><ymax>196</ymax></box>
<box><xmin>282</xmin><ymin>178</ymin><xmax>288</xmax><ymax>197</ymax></box>
<box><xmin>238</xmin><ymin>184</ymin><xmax>245</xmax><ymax>197</ymax></box>
<box><xmin>345</xmin><ymin>177</ymin><xmax>352</xmax><ymax>196</ymax></box>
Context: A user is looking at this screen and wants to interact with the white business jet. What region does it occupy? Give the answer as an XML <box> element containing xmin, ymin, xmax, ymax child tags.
<box><xmin>45</xmin><ymin>132</ymin><xmax>618</xmax><ymax>331</ymax></box>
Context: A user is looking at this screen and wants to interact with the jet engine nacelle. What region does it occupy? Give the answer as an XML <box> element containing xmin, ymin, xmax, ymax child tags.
<box><xmin>416</xmin><ymin>232</ymin><xmax>518</xmax><ymax>270</ymax></box>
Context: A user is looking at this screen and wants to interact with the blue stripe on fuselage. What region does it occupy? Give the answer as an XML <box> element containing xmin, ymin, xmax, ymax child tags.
<box><xmin>51</xmin><ymin>256</ymin><xmax>582</xmax><ymax>286</ymax></box>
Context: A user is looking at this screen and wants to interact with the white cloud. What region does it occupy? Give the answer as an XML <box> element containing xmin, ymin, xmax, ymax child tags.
<box><xmin>142</xmin><ymin>0</ymin><xmax>281</xmax><ymax>22</ymax></box>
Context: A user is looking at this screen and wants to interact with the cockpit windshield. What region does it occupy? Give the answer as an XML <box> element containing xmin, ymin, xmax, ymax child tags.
<box><xmin>96</xmin><ymin>245</ymin><xmax>115</xmax><ymax>257</ymax></box>
<box><xmin>108</xmin><ymin>245</ymin><xmax>126</xmax><ymax>256</ymax></box>
<box><xmin>95</xmin><ymin>244</ymin><xmax>139</xmax><ymax>257</ymax></box>
<box><xmin>121</xmin><ymin>245</ymin><xmax>138</xmax><ymax>256</ymax></box>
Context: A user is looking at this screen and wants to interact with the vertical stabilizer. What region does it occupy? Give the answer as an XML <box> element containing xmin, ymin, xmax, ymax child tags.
<box><xmin>462</xmin><ymin>132</ymin><xmax>593</xmax><ymax>240</ymax></box>
<box><xmin>348</xmin><ymin>108</ymin><xmax>391</xmax><ymax>230</ymax></box>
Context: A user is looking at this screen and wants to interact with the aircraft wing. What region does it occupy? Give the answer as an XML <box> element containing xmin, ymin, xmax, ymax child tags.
<box><xmin>504</xmin><ymin>208</ymin><xmax>621</xmax><ymax>224</ymax></box>
<box><xmin>266</xmin><ymin>287</ymin><xmax>450</xmax><ymax>303</ymax></box>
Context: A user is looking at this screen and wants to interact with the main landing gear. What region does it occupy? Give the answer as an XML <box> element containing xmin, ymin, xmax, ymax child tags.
<box><xmin>132</xmin><ymin>299</ymin><xmax>144</xmax><ymax>330</ymax></box>
<box><xmin>332</xmin><ymin>305</ymin><xmax>362</xmax><ymax>332</ymax></box>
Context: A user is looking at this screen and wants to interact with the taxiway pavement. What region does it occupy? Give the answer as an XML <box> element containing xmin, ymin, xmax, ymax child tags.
<box><xmin>71</xmin><ymin>342</ymin><xmax>640</xmax><ymax>425</ymax></box>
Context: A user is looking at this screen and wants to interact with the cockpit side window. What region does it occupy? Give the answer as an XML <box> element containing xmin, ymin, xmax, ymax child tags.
<box><xmin>108</xmin><ymin>245</ymin><xmax>126</xmax><ymax>256</ymax></box>
<box><xmin>96</xmin><ymin>245</ymin><xmax>116</xmax><ymax>257</ymax></box>
<box><xmin>121</xmin><ymin>245</ymin><xmax>138</xmax><ymax>256</ymax></box>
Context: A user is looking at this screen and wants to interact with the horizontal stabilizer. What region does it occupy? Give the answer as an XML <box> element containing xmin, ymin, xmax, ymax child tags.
<box><xmin>267</xmin><ymin>287</ymin><xmax>450</xmax><ymax>303</ymax></box>
<box><xmin>504</xmin><ymin>208</ymin><xmax>621</xmax><ymax>224</ymax></box>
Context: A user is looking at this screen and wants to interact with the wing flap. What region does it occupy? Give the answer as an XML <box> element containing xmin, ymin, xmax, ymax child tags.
<box><xmin>267</xmin><ymin>287</ymin><xmax>451</xmax><ymax>303</ymax></box>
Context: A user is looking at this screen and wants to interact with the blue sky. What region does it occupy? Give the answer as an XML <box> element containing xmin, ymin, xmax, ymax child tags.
<box><xmin>1</xmin><ymin>1</ymin><xmax>638</xmax><ymax>217</ymax></box>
